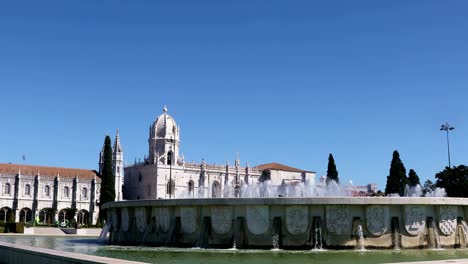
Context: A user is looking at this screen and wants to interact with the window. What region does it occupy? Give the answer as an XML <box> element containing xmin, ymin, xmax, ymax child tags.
<box><xmin>5</xmin><ymin>183</ymin><xmax>11</xmax><ymax>195</ymax></box>
<box><xmin>45</xmin><ymin>185</ymin><xmax>50</xmax><ymax>197</ymax></box>
<box><xmin>25</xmin><ymin>184</ymin><xmax>31</xmax><ymax>196</ymax></box>
<box><xmin>188</xmin><ymin>180</ymin><xmax>194</xmax><ymax>193</ymax></box>
<box><xmin>64</xmin><ymin>186</ymin><xmax>69</xmax><ymax>198</ymax></box>
<box><xmin>82</xmin><ymin>187</ymin><xmax>87</xmax><ymax>199</ymax></box>
<box><xmin>166</xmin><ymin>180</ymin><xmax>175</xmax><ymax>195</ymax></box>
<box><xmin>167</xmin><ymin>151</ymin><xmax>173</xmax><ymax>165</ymax></box>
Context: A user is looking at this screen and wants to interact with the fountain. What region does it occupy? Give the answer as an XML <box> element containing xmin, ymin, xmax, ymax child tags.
<box><xmin>102</xmin><ymin>179</ymin><xmax>467</xmax><ymax>250</ymax></box>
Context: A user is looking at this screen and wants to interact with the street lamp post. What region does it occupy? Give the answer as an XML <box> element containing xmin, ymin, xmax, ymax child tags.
<box><xmin>440</xmin><ymin>122</ymin><xmax>455</xmax><ymax>168</ymax></box>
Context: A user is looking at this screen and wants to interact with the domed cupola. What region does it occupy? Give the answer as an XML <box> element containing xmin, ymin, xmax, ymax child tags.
<box><xmin>148</xmin><ymin>106</ymin><xmax>181</xmax><ymax>165</ymax></box>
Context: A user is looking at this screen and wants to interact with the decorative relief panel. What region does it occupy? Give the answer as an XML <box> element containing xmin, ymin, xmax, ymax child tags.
<box><xmin>121</xmin><ymin>207</ymin><xmax>129</xmax><ymax>232</ymax></box>
<box><xmin>152</xmin><ymin>207</ymin><xmax>170</xmax><ymax>232</ymax></box>
<box><xmin>326</xmin><ymin>205</ymin><xmax>351</xmax><ymax>235</ymax></box>
<box><xmin>180</xmin><ymin>207</ymin><xmax>197</xmax><ymax>234</ymax></box>
<box><xmin>211</xmin><ymin>206</ymin><xmax>232</xmax><ymax>234</ymax></box>
<box><xmin>135</xmin><ymin>207</ymin><xmax>147</xmax><ymax>233</ymax></box>
<box><xmin>365</xmin><ymin>205</ymin><xmax>389</xmax><ymax>236</ymax></box>
<box><xmin>111</xmin><ymin>208</ymin><xmax>119</xmax><ymax>231</ymax></box>
<box><xmin>285</xmin><ymin>206</ymin><xmax>308</xmax><ymax>235</ymax></box>
<box><xmin>404</xmin><ymin>206</ymin><xmax>425</xmax><ymax>236</ymax></box>
<box><xmin>438</xmin><ymin>206</ymin><xmax>457</xmax><ymax>236</ymax></box>
<box><xmin>246</xmin><ymin>206</ymin><xmax>269</xmax><ymax>235</ymax></box>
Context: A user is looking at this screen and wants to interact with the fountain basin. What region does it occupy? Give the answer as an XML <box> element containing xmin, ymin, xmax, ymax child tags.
<box><xmin>102</xmin><ymin>197</ymin><xmax>468</xmax><ymax>249</ymax></box>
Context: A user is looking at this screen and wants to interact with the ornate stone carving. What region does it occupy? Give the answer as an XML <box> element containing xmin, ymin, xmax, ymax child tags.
<box><xmin>326</xmin><ymin>205</ymin><xmax>351</xmax><ymax>235</ymax></box>
<box><xmin>152</xmin><ymin>207</ymin><xmax>170</xmax><ymax>232</ymax></box>
<box><xmin>121</xmin><ymin>207</ymin><xmax>129</xmax><ymax>232</ymax></box>
<box><xmin>211</xmin><ymin>206</ymin><xmax>232</xmax><ymax>234</ymax></box>
<box><xmin>365</xmin><ymin>205</ymin><xmax>389</xmax><ymax>236</ymax></box>
<box><xmin>246</xmin><ymin>206</ymin><xmax>269</xmax><ymax>235</ymax></box>
<box><xmin>135</xmin><ymin>207</ymin><xmax>147</xmax><ymax>233</ymax></box>
<box><xmin>438</xmin><ymin>206</ymin><xmax>457</xmax><ymax>236</ymax></box>
<box><xmin>404</xmin><ymin>206</ymin><xmax>425</xmax><ymax>236</ymax></box>
<box><xmin>285</xmin><ymin>206</ymin><xmax>308</xmax><ymax>235</ymax></box>
<box><xmin>180</xmin><ymin>207</ymin><xmax>197</xmax><ymax>234</ymax></box>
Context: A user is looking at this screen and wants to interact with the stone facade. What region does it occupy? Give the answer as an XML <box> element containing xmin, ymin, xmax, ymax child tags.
<box><xmin>123</xmin><ymin>107</ymin><xmax>315</xmax><ymax>200</ymax></box>
<box><xmin>0</xmin><ymin>131</ymin><xmax>123</xmax><ymax>225</ymax></box>
<box><xmin>0</xmin><ymin>163</ymin><xmax>100</xmax><ymax>225</ymax></box>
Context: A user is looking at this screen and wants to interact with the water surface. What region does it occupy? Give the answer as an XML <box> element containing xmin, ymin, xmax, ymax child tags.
<box><xmin>1</xmin><ymin>236</ymin><xmax>468</xmax><ymax>264</ymax></box>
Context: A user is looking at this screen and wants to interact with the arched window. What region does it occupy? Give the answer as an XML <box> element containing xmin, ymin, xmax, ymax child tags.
<box><xmin>167</xmin><ymin>151</ymin><xmax>173</xmax><ymax>165</ymax></box>
<box><xmin>64</xmin><ymin>186</ymin><xmax>69</xmax><ymax>198</ymax></box>
<box><xmin>166</xmin><ymin>180</ymin><xmax>175</xmax><ymax>195</ymax></box>
<box><xmin>82</xmin><ymin>187</ymin><xmax>88</xmax><ymax>199</ymax></box>
<box><xmin>5</xmin><ymin>183</ymin><xmax>11</xmax><ymax>195</ymax></box>
<box><xmin>212</xmin><ymin>181</ymin><xmax>221</xmax><ymax>198</ymax></box>
<box><xmin>25</xmin><ymin>184</ymin><xmax>31</xmax><ymax>196</ymax></box>
<box><xmin>45</xmin><ymin>185</ymin><xmax>50</xmax><ymax>197</ymax></box>
<box><xmin>188</xmin><ymin>180</ymin><xmax>194</xmax><ymax>194</ymax></box>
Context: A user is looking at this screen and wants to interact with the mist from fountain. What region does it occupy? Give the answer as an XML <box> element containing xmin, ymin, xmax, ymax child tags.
<box><xmin>175</xmin><ymin>174</ymin><xmax>359</xmax><ymax>199</ymax></box>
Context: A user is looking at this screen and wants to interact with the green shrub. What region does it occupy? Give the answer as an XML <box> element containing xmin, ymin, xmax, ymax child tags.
<box><xmin>4</xmin><ymin>223</ymin><xmax>25</xmax><ymax>233</ymax></box>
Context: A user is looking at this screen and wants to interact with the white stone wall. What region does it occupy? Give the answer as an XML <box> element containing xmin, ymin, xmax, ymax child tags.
<box><xmin>0</xmin><ymin>173</ymin><xmax>100</xmax><ymax>225</ymax></box>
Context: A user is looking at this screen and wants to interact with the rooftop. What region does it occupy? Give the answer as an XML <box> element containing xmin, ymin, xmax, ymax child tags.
<box><xmin>256</xmin><ymin>162</ymin><xmax>314</xmax><ymax>173</ymax></box>
<box><xmin>0</xmin><ymin>163</ymin><xmax>99</xmax><ymax>181</ymax></box>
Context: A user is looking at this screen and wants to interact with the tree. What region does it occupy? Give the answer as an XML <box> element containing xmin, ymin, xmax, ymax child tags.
<box><xmin>408</xmin><ymin>169</ymin><xmax>420</xmax><ymax>187</ymax></box>
<box><xmin>326</xmin><ymin>154</ymin><xmax>339</xmax><ymax>185</ymax></box>
<box><xmin>435</xmin><ymin>165</ymin><xmax>468</xmax><ymax>197</ymax></box>
<box><xmin>385</xmin><ymin>150</ymin><xmax>408</xmax><ymax>196</ymax></box>
<box><xmin>422</xmin><ymin>180</ymin><xmax>435</xmax><ymax>195</ymax></box>
<box><xmin>99</xmin><ymin>135</ymin><xmax>115</xmax><ymax>223</ymax></box>
<box><xmin>259</xmin><ymin>169</ymin><xmax>271</xmax><ymax>182</ymax></box>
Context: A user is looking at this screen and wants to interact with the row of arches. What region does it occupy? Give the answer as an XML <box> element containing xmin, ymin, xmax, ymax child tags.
<box><xmin>0</xmin><ymin>207</ymin><xmax>90</xmax><ymax>225</ymax></box>
<box><xmin>164</xmin><ymin>180</ymin><xmax>223</xmax><ymax>198</ymax></box>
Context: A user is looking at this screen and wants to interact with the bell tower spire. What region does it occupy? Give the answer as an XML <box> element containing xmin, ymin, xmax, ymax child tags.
<box><xmin>112</xmin><ymin>129</ymin><xmax>124</xmax><ymax>201</ymax></box>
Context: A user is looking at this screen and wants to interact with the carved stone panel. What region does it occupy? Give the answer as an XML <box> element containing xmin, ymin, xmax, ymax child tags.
<box><xmin>180</xmin><ymin>207</ymin><xmax>198</xmax><ymax>234</ymax></box>
<box><xmin>121</xmin><ymin>207</ymin><xmax>129</xmax><ymax>232</ymax></box>
<box><xmin>439</xmin><ymin>206</ymin><xmax>457</xmax><ymax>236</ymax></box>
<box><xmin>135</xmin><ymin>207</ymin><xmax>147</xmax><ymax>233</ymax></box>
<box><xmin>246</xmin><ymin>206</ymin><xmax>269</xmax><ymax>235</ymax></box>
<box><xmin>366</xmin><ymin>205</ymin><xmax>389</xmax><ymax>236</ymax></box>
<box><xmin>285</xmin><ymin>206</ymin><xmax>308</xmax><ymax>235</ymax></box>
<box><xmin>404</xmin><ymin>206</ymin><xmax>425</xmax><ymax>236</ymax></box>
<box><xmin>111</xmin><ymin>208</ymin><xmax>119</xmax><ymax>231</ymax></box>
<box><xmin>326</xmin><ymin>205</ymin><xmax>351</xmax><ymax>235</ymax></box>
<box><xmin>211</xmin><ymin>206</ymin><xmax>232</xmax><ymax>234</ymax></box>
<box><xmin>152</xmin><ymin>207</ymin><xmax>170</xmax><ymax>232</ymax></box>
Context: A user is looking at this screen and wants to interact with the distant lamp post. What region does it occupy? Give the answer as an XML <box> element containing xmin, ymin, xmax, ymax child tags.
<box><xmin>440</xmin><ymin>122</ymin><xmax>455</xmax><ymax>167</ymax></box>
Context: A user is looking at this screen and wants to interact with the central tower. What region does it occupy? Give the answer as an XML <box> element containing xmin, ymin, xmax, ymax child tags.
<box><xmin>148</xmin><ymin>106</ymin><xmax>180</xmax><ymax>165</ymax></box>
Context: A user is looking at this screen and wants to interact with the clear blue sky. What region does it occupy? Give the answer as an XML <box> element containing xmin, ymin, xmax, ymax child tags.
<box><xmin>0</xmin><ymin>1</ymin><xmax>467</xmax><ymax>190</ymax></box>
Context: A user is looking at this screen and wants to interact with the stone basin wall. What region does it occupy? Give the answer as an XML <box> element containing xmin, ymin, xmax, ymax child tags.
<box><xmin>102</xmin><ymin>197</ymin><xmax>468</xmax><ymax>249</ymax></box>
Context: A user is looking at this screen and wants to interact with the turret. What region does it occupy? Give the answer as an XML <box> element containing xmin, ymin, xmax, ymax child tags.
<box><xmin>112</xmin><ymin>130</ymin><xmax>124</xmax><ymax>201</ymax></box>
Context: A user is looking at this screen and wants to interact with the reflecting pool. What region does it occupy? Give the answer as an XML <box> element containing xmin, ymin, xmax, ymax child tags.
<box><xmin>1</xmin><ymin>236</ymin><xmax>468</xmax><ymax>264</ymax></box>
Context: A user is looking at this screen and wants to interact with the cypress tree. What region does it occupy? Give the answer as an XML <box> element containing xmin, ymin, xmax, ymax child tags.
<box><xmin>385</xmin><ymin>150</ymin><xmax>408</xmax><ymax>196</ymax></box>
<box><xmin>99</xmin><ymin>135</ymin><xmax>115</xmax><ymax>223</ymax></box>
<box><xmin>408</xmin><ymin>169</ymin><xmax>420</xmax><ymax>187</ymax></box>
<box><xmin>326</xmin><ymin>154</ymin><xmax>339</xmax><ymax>185</ymax></box>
